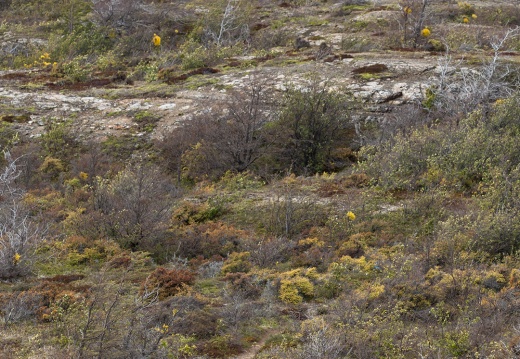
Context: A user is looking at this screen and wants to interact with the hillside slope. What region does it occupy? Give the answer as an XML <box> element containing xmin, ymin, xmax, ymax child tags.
<box><xmin>0</xmin><ymin>1</ymin><xmax>520</xmax><ymax>358</ymax></box>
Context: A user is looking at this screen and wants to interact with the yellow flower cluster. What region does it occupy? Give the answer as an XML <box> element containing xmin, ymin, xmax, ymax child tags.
<box><xmin>25</xmin><ymin>52</ymin><xmax>58</xmax><ymax>70</ymax></box>
<box><xmin>463</xmin><ymin>14</ymin><xmax>476</xmax><ymax>23</ymax></box>
<box><xmin>152</xmin><ymin>33</ymin><xmax>161</xmax><ymax>47</ymax></box>
<box><xmin>13</xmin><ymin>253</ymin><xmax>21</xmax><ymax>264</ymax></box>
<box><xmin>421</xmin><ymin>28</ymin><xmax>431</xmax><ymax>37</ymax></box>
<box><xmin>155</xmin><ymin>323</ymin><xmax>169</xmax><ymax>334</ymax></box>
<box><xmin>403</xmin><ymin>6</ymin><xmax>412</xmax><ymax>14</ymax></box>
<box><xmin>79</xmin><ymin>172</ymin><xmax>88</xmax><ymax>181</ymax></box>
<box><xmin>346</xmin><ymin>211</ymin><xmax>356</xmax><ymax>221</ymax></box>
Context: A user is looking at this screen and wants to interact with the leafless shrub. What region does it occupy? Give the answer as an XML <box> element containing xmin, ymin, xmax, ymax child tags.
<box><xmin>220</xmin><ymin>290</ymin><xmax>256</xmax><ymax>333</ymax></box>
<box><xmin>157</xmin><ymin>75</ymin><xmax>274</xmax><ymax>181</ymax></box>
<box><xmin>0</xmin><ymin>152</ymin><xmax>44</xmax><ymax>279</ymax></box>
<box><xmin>56</xmin><ymin>266</ymin><xmax>177</xmax><ymax>359</ymax></box>
<box><xmin>201</xmin><ymin>0</ymin><xmax>251</xmax><ymax>48</ymax></box>
<box><xmin>396</xmin><ymin>0</ymin><xmax>433</xmax><ymax>48</ymax></box>
<box><xmin>198</xmin><ymin>260</ymin><xmax>224</xmax><ymax>278</ymax></box>
<box><xmin>91</xmin><ymin>0</ymin><xmax>144</xmax><ymax>29</ymax></box>
<box><xmin>0</xmin><ymin>292</ymin><xmax>43</xmax><ymax>324</ymax></box>
<box><xmin>376</xmin><ymin>103</ymin><xmax>431</xmax><ymax>144</ymax></box>
<box><xmin>433</xmin><ymin>27</ymin><xmax>520</xmax><ymax>119</ymax></box>
<box><xmin>89</xmin><ymin>161</ymin><xmax>178</xmax><ymax>250</ymax></box>
<box><xmin>246</xmin><ymin>236</ymin><xmax>295</xmax><ymax>267</ymax></box>
<box><xmin>298</xmin><ymin>324</ymin><xmax>347</xmax><ymax>359</ymax></box>
<box><xmin>0</xmin><ymin>0</ymin><xmax>11</xmax><ymax>11</ymax></box>
<box><xmin>0</xmin><ymin>152</ymin><xmax>22</xmax><ymax>199</ymax></box>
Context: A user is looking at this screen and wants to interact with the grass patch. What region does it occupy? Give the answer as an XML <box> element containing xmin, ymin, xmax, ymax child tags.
<box><xmin>194</xmin><ymin>278</ymin><xmax>223</xmax><ymax>297</ymax></box>
<box><xmin>185</xmin><ymin>76</ymin><xmax>220</xmax><ymax>90</ymax></box>
<box><xmin>100</xmin><ymin>82</ymin><xmax>180</xmax><ymax>100</ymax></box>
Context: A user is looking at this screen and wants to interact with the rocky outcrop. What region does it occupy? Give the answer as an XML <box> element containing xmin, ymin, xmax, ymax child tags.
<box><xmin>0</xmin><ymin>50</ymin><xmax>442</xmax><ymax>142</ymax></box>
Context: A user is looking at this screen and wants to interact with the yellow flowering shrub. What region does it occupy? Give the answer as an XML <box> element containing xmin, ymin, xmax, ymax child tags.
<box><xmin>298</xmin><ymin>237</ymin><xmax>324</xmax><ymax>248</ymax></box>
<box><xmin>332</xmin><ymin>255</ymin><xmax>374</xmax><ymax>274</ymax></box>
<box><xmin>279</xmin><ymin>276</ymin><xmax>314</xmax><ymax>304</ymax></box>
<box><xmin>25</xmin><ymin>52</ymin><xmax>54</xmax><ymax>69</ymax></box>
<box><xmin>306</xmin><ymin>267</ymin><xmax>319</xmax><ymax>280</ymax></box>
<box><xmin>281</xmin><ymin>268</ymin><xmax>303</xmax><ymax>278</ymax></box>
<box><xmin>280</xmin><ymin>280</ymin><xmax>302</xmax><ymax>304</ymax></box>
<box><xmin>293</xmin><ymin>276</ymin><xmax>314</xmax><ymax>296</ymax></box>
<box><xmin>457</xmin><ymin>1</ymin><xmax>474</xmax><ymax>15</ymax></box>
<box><xmin>278</xmin><ymin>268</ymin><xmax>316</xmax><ymax>304</ymax></box>
<box><xmin>480</xmin><ymin>271</ymin><xmax>506</xmax><ymax>291</ymax></box>
<box><xmin>337</xmin><ymin>238</ymin><xmax>364</xmax><ymax>257</ymax></box>
<box><xmin>354</xmin><ymin>282</ymin><xmax>385</xmax><ymax>301</ymax></box>
<box><xmin>38</xmin><ymin>157</ymin><xmax>66</xmax><ymax>180</ymax></box>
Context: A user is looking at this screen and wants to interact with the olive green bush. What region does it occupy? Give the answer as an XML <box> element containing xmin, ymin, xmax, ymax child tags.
<box><xmin>266</xmin><ymin>81</ymin><xmax>354</xmax><ymax>175</ymax></box>
<box><xmin>363</xmin><ymin>94</ymin><xmax>520</xmax><ymax>257</ymax></box>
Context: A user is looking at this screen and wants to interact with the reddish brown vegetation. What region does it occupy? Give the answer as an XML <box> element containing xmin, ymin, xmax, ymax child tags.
<box><xmin>141</xmin><ymin>267</ymin><xmax>196</xmax><ymax>299</ymax></box>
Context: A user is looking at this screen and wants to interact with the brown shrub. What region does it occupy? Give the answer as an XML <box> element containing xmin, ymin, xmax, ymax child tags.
<box><xmin>169</xmin><ymin>221</ymin><xmax>247</xmax><ymax>259</ymax></box>
<box><xmin>223</xmin><ymin>272</ymin><xmax>262</xmax><ymax>299</ymax></box>
<box><xmin>46</xmin><ymin>274</ymin><xmax>85</xmax><ymax>283</ymax></box>
<box><xmin>316</xmin><ymin>181</ymin><xmax>346</xmax><ymax>197</ymax></box>
<box><xmin>200</xmin><ymin>335</ymin><xmax>243</xmax><ymax>358</ymax></box>
<box><xmin>352</xmin><ymin>63</ymin><xmax>388</xmax><ymax>74</ymax></box>
<box><xmin>141</xmin><ymin>267</ymin><xmax>196</xmax><ymax>300</ymax></box>
<box><xmin>107</xmin><ymin>254</ymin><xmax>132</xmax><ymax>269</ymax></box>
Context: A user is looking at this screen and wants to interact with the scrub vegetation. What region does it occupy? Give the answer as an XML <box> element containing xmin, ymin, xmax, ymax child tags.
<box><xmin>1</xmin><ymin>0</ymin><xmax>520</xmax><ymax>358</ymax></box>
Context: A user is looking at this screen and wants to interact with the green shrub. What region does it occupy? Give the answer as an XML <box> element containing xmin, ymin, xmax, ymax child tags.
<box><xmin>440</xmin><ymin>330</ymin><xmax>470</xmax><ymax>358</ymax></box>
<box><xmin>266</xmin><ymin>81</ymin><xmax>354</xmax><ymax>175</ymax></box>
<box><xmin>178</xmin><ymin>38</ymin><xmax>208</xmax><ymax>70</ymax></box>
<box><xmin>101</xmin><ymin>134</ymin><xmax>151</xmax><ymax>161</ymax></box>
<box><xmin>177</xmin><ymin>38</ymin><xmax>243</xmax><ymax>70</ymax></box>
<box><xmin>39</xmin><ymin>120</ymin><xmax>81</xmax><ymax>162</ymax></box>
<box><xmin>0</xmin><ymin>122</ymin><xmax>19</xmax><ymax>156</ymax></box>
<box><xmin>48</xmin><ymin>22</ymin><xmax>113</xmax><ymax>61</ymax></box>
<box><xmin>218</xmin><ymin>171</ymin><xmax>264</xmax><ymax>191</ymax></box>
<box><xmin>132</xmin><ymin>60</ymin><xmax>159</xmax><ymax>82</ymax></box>
<box><xmin>60</xmin><ymin>55</ymin><xmax>92</xmax><ymax>82</ymax></box>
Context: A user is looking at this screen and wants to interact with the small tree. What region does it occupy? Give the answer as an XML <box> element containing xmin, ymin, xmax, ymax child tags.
<box><xmin>158</xmin><ymin>76</ymin><xmax>274</xmax><ymax>181</ymax></box>
<box><xmin>267</xmin><ymin>80</ymin><xmax>354</xmax><ymax>175</ymax></box>
<box><xmin>90</xmin><ymin>161</ymin><xmax>178</xmax><ymax>251</ymax></box>
<box><xmin>207</xmin><ymin>77</ymin><xmax>274</xmax><ymax>172</ymax></box>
